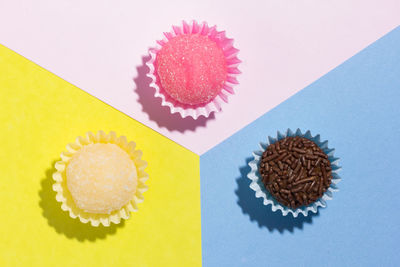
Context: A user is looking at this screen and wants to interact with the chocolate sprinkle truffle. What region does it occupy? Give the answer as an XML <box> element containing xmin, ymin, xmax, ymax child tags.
<box><xmin>259</xmin><ymin>136</ymin><xmax>332</xmax><ymax>209</ymax></box>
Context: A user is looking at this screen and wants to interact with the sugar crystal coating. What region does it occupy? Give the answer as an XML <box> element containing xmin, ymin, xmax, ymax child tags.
<box><xmin>66</xmin><ymin>143</ymin><xmax>137</xmax><ymax>214</ymax></box>
<box><xmin>155</xmin><ymin>34</ymin><xmax>227</xmax><ymax>105</ymax></box>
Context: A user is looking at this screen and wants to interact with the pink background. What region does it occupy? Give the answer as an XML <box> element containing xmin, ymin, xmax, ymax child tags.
<box><xmin>1</xmin><ymin>0</ymin><xmax>399</xmax><ymax>154</ymax></box>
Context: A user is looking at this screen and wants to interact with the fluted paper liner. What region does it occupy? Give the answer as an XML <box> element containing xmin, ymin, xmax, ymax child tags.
<box><xmin>147</xmin><ymin>20</ymin><xmax>241</xmax><ymax>119</ymax></box>
<box><xmin>52</xmin><ymin>131</ymin><xmax>149</xmax><ymax>226</ymax></box>
<box><xmin>247</xmin><ymin>129</ymin><xmax>341</xmax><ymax>217</ymax></box>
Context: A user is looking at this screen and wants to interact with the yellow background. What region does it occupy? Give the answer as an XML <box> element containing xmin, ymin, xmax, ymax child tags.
<box><xmin>0</xmin><ymin>45</ymin><xmax>202</xmax><ymax>266</ymax></box>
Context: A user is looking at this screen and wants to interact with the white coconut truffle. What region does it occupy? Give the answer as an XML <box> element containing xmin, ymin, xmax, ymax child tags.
<box><xmin>66</xmin><ymin>143</ymin><xmax>137</xmax><ymax>214</ymax></box>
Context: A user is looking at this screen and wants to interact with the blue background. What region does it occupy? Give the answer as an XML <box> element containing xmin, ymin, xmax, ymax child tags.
<box><xmin>200</xmin><ymin>26</ymin><xmax>400</xmax><ymax>266</ymax></box>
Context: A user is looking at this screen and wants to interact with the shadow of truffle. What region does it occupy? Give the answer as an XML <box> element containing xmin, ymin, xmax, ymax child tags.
<box><xmin>133</xmin><ymin>55</ymin><xmax>215</xmax><ymax>133</ymax></box>
<box><xmin>39</xmin><ymin>161</ymin><xmax>124</xmax><ymax>242</ymax></box>
<box><xmin>235</xmin><ymin>157</ymin><xmax>318</xmax><ymax>233</ymax></box>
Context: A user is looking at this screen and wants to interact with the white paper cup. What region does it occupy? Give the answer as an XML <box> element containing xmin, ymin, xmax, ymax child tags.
<box><xmin>247</xmin><ymin>129</ymin><xmax>341</xmax><ymax>217</ymax></box>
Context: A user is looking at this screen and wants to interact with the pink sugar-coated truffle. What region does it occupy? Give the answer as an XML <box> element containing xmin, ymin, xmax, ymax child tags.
<box><xmin>155</xmin><ymin>34</ymin><xmax>227</xmax><ymax>105</ymax></box>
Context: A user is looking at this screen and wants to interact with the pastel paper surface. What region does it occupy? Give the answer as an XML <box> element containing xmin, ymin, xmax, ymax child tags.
<box><xmin>0</xmin><ymin>46</ymin><xmax>202</xmax><ymax>266</ymax></box>
<box><xmin>200</xmin><ymin>27</ymin><xmax>400</xmax><ymax>266</ymax></box>
<box><xmin>0</xmin><ymin>0</ymin><xmax>399</xmax><ymax>154</ymax></box>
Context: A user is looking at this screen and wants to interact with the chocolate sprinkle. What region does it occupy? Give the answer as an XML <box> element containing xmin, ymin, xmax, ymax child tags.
<box><xmin>259</xmin><ymin>136</ymin><xmax>332</xmax><ymax>209</ymax></box>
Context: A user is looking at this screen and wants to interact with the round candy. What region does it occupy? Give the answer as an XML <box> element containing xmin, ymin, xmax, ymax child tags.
<box><xmin>259</xmin><ymin>136</ymin><xmax>332</xmax><ymax>209</ymax></box>
<box><xmin>66</xmin><ymin>143</ymin><xmax>137</xmax><ymax>214</ymax></box>
<box><xmin>155</xmin><ymin>34</ymin><xmax>227</xmax><ymax>105</ymax></box>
